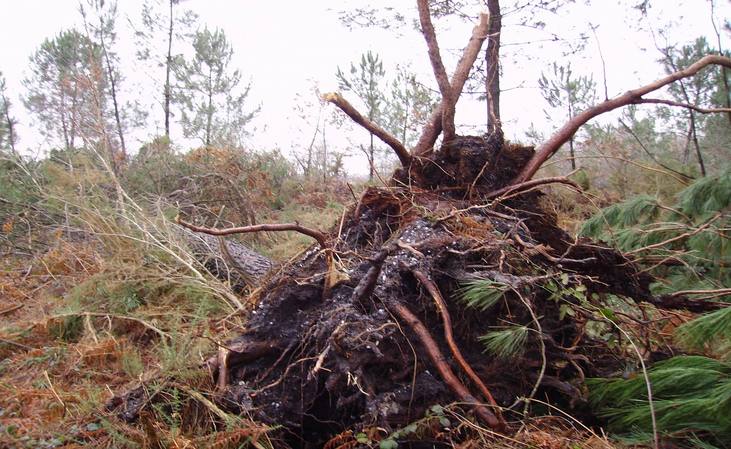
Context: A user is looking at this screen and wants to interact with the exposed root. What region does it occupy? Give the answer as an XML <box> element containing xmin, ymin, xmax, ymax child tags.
<box><xmin>388</xmin><ymin>301</ymin><xmax>506</xmax><ymax>432</ymax></box>
<box><xmin>412</xmin><ymin>269</ymin><xmax>505</xmax><ymax>426</ymax></box>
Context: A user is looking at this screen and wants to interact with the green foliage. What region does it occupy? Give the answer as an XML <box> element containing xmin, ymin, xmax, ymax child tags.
<box><xmin>588</xmin><ymin>356</ymin><xmax>731</xmax><ymax>447</ymax></box>
<box><xmin>478</xmin><ymin>325</ymin><xmax>529</xmax><ymax>360</ymax></box>
<box><xmin>23</xmin><ymin>29</ymin><xmax>103</xmax><ymax>150</ymax></box>
<box><xmin>456</xmin><ymin>279</ymin><xmax>508</xmax><ymax>311</ymax></box>
<box><xmin>676</xmin><ymin>307</ymin><xmax>731</xmax><ymax>357</ymax></box>
<box><xmin>580</xmin><ymin>168</ymin><xmax>730</xmax><ymax>290</ymax></box>
<box><xmin>173</xmin><ymin>27</ymin><xmax>259</xmax><ymax>147</ymax></box>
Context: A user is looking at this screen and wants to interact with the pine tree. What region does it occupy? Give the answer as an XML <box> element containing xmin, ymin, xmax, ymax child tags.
<box><xmin>336</xmin><ymin>51</ymin><xmax>386</xmax><ymax>181</ymax></box>
<box><xmin>0</xmin><ymin>72</ymin><xmax>17</xmax><ymax>152</ymax></box>
<box><xmin>538</xmin><ymin>62</ymin><xmax>596</xmax><ymax>170</ymax></box>
<box><xmin>79</xmin><ymin>0</ymin><xmax>128</xmax><ymax>166</ymax></box>
<box><xmin>23</xmin><ymin>29</ymin><xmax>102</xmax><ymax>151</ymax></box>
<box><xmin>173</xmin><ymin>27</ymin><xmax>258</xmax><ymax>148</ymax></box>
<box><xmin>135</xmin><ymin>0</ymin><xmax>198</xmax><ymax>138</ymax></box>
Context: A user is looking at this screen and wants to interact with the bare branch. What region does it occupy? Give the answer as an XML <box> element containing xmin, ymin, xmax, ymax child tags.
<box><xmin>416</xmin><ymin>0</ymin><xmax>455</xmax><ymax>141</ymax></box>
<box><xmin>322</xmin><ymin>92</ymin><xmax>411</xmax><ymax>167</ymax></box>
<box><xmin>413</xmin><ymin>12</ymin><xmax>489</xmax><ymax>156</ymax></box>
<box><xmin>486</xmin><ymin>173</ymin><xmax>581</xmax><ymax>199</ymax></box>
<box><xmin>177</xmin><ymin>217</ymin><xmax>329</xmax><ymax>249</ymax></box>
<box><xmin>515</xmin><ymin>55</ymin><xmax>731</xmax><ymax>184</ymax></box>
<box><xmin>633</xmin><ymin>97</ymin><xmax>731</xmax><ymax>114</ymax></box>
<box><xmin>665</xmin><ymin>287</ymin><xmax>731</xmax><ymax>298</ymax></box>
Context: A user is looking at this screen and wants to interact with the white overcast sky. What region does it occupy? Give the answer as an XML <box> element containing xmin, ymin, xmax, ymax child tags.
<box><xmin>0</xmin><ymin>0</ymin><xmax>728</xmax><ymax>174</ymax></box>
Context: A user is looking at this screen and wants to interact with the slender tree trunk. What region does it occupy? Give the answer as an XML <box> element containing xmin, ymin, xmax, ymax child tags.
<box><xmin>322</xmin><ymin>121</ymin><xmax>328</xmax><ymax>184</ymax></box>
<box><xmin>3</xmin><ymin>104</ymin><xmax>15</xmax><ymax>153</ymax></box>
<box><xmin>568</xmin><ymin>138</ymin><xmax>576</xmax><ymax>170</ymax></box>
<box><xmin>69</xmin><ymin>86</ymin><xmax>79</xmax><ymax>150</ymax></box>
<box><xmin>485</xmin><ymin>0</ymin><xmax>501</xmax><ymax>135</ymax></box>
<box><xmin>689</xmin><ymin>111</ymin><xmax>706</xmax><ymax>176</ymax></box>
<box><xmin>369</xmin><ymin>132</ymin><xmax>375</xmax><ymax>182</ymax></box>
<box><xmin>164</xmin><ymin>0</ymin><xmax>174</xmax><ymax>138</ymax></box>
<box><xmin>206</xmin><ymin>68</ymin><xmax>213</xmax><ymax>147</ymax></box>
<box><xmin>567</xmin><ymin>88</ymin><xmax>576</xmax><ymax>170</ymax></box>
<box><xmin>709</xmin><ymin>0</ymin><xmax>731</xmax><ymax>125</ymax></box>
<box><xmin>98</xmin><ymin>15</ymin><xmax>127</xmax><ymax>161</ymax></box>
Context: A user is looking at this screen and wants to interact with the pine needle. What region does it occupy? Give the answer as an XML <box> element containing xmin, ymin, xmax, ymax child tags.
<box><xmin>456</xmin><ymin>279</ymin><xmax>508</xmax><ymax>311</ymax></box>
<box><xmin>478</xmin><ymin>325</ymin><xmax>529</xmax><ymax>359</ymax></box>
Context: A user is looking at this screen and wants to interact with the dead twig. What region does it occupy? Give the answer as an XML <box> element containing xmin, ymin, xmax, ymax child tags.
<box><xmin>44</xmin><ymin>370</ymin><xmax>68</xmax><ymax>417</ymax></box>
<box><xmin>177</xmin><ymin>216</ymin><xmax>329</xmax><ymax>249</ymax></box>
<box><xmin>412</xmin><ymin>270</ymin><xmax>506</xmax><ymax>427</ymax></box>
<box><xmin>389</xmin><ymin>301</ymin><xmax>505</xmax><ymax>432</ymax></box>
<box><xmin>627</xmin><ymin>214</ymin><xmax>720</xmax><ymax>256</ymax></box>
<box><xmin>0</xmin><ymin>303</ymin><xmax>24</xmax><ymax>315</ymax></box>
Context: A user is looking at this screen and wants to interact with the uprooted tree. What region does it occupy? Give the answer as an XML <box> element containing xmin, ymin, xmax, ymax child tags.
<box><xmin>112</xmin><ymin>2</ymin><xmax>731</xmax><ymax>447</ymax></box>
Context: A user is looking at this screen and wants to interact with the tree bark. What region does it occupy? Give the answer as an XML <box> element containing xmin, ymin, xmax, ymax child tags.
<box><xmin>98</xmin><ymin>13</ymin><xmax>127</xmax><ymax>162</ymax></box>
<box><xmin>412</xmin><ymin>12</ymin><xmax>489</xmax><ymax>156</ymax></box>
<box><xmin>485</xmin><ymin>0</ymin><xmax>502</xmax><ymax>135</ymax></box>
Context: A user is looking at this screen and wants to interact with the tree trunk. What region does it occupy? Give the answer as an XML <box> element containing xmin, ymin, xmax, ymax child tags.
<box><xmin>485</xmin><ymin>0</ymin><xmax>502</xmax><ymax>135</ymax></box>
<box><xmin>164</xmin><ymin>0</ymin><xmax>174</xmax><ymax>138</ymax></box>
<box><xmin>689</xmin><ymin>111</ymin><xmax>706</xmax><ymax>176</ymax></box>
<box><xmin>98</xmin><ymin>15</ymin><xmax>127</xmax><ymax>162</ymax></box>
<box><xmin>206</xmin><ymin>68</ymin><xmax>213</xmax><ymax>147</ymax></box>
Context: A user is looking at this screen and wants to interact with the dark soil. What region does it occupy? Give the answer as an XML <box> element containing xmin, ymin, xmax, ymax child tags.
<box><xmin>111</xmin><ymin>136</ymin><xmax>653</xmax><ymax>448</ymax></box>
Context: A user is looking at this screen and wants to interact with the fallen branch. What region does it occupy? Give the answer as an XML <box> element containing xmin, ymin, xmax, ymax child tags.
<box><xmin>515</xmin><ymin>55</ymin><xmax>731</xmax><ymax>184</ymax></box>
<box><xmin>177</xmin><ymin>216</ymin><xmax>329</xmax><ymax>249</ymax></box>
<box><xmin>322</xmin><ymin>92</ymin><xmax>411</xmax><ymax>167</ymax></box>
<box><xmin>50</xmin><ymin>312</ymin><xmax>170</xmax><ymax>340</ymax></box>
<box><xmin>665</xmin><ymin>287</ymin><xmax>731</xmax><ymax>298</ymax></box>
<box><xmin>413</xmin><ymin>12</ymin><xmax>489</xmax><ymax>155</ymax></box>
<box><xmin>389</xmin><ymin>301</ymin><xmax>505</xmax><ymax>431</ymax></box>
<box><xmin>412</xmin><ymin>270</ymin><xmax>506</xmax><ymax>427</ymax></box>
<box><xmin>626</xmin><ymin>214</ymin><xmax>720</xmax><ymax>256</ymax></box>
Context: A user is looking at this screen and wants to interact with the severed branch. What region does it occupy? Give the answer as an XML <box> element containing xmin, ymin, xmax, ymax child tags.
<box><xmin>412</xmin><ymin>270</ymin><xmax>506</xmax><ymax>427</ymax></box>
<box><xmin>322</xmin><ymin>92</ymin><xmax>411</xmax><ymax>167</ymax></box>
<box><xmin>514</xmin><ymin>55</ymin><xmax>731</xmax><ymax>184</ymax></box>
<box><xmin>389</xmin><ymin>301</ymin><xmax>506</xmax><ymax>431</ymax></box>
<box><xmin>177</xmin><ymin>216</ymin><xmax>329</xmax><ymax>249</ymax></box>
<box><xmin>416</xmin><ymin>0</ymin><xmax>456</xmax><ymax>142</ymax></box>
<box><xmin>412</xmin><ymin>11</ymin><xmax>490</xmax><ymax>156</ymax></box>
<box><xmin>633</xmin><ymin>97</ymin><xmax>731</xmax><ymax>114</ymax></box>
